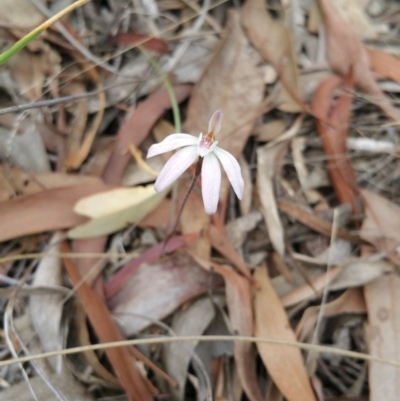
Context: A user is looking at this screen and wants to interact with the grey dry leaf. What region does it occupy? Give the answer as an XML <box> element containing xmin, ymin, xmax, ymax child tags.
<box><xmin>0</xmin><ymin>115</ymin><xmax>50</xmax><ymax>173</ymax></box>
<box><xmin>192</xmin><ymin>316</ymin><xmax>234</xmax><ymax>401</ymax></box>
<box><xmin>241</xmin><ymin>0</ymin><xmax>303</xmax><ymax>113</ymax></box>
<box><xmin>164</xmin><ymin>296</ymin><xmax>225</xmax><ymax>401</ymax></box>
<box><xmin>360</xmin><ymin>189</ymin><xmax>400</xmax><ymax>265</ymax></box>
<box><xmin>281</xmin><ymin>264</ymin><xmax>344</xmax><ymax>307</ymax></box>
<box><xmin>296</xmin><ymin>288</ymin><xmax>367</xmax><ymax>343</ymax></box>
<box><xmin>365</xmin><ymin>273</ymin><xmax>400</xmax><ymax>401</ymax></box>
<box><xmin>330</xmin><ymin>259</ymin><xmax>393</xmax><ymax>291</ymax></box>
<box><xmin>222</xmin><ymin>265</ymin><xmax>263</xmax><ymax>401</ymax></box>
<box><xmin>29</xmin><ymin>233</ymin><xmax>65</xmax><ymax>373</ymax></box>
<box><xmin>109</xmin><ymin>253</ymin><xmax>223</xmax><ymax>336</ymax></box>
<box><xmin>238</xmin><ymin>155</ymin><xmax>252</xmax><ymax>215</ymax></box>
<box><xmin>257</xmin><ymin>141</ymin><xmax>287</xmax><ymax>256</ymax></box>
<box><xmin>0</xmin><ymin>373</ymin><xmax>95</xmax><ymax>401</ymax></box>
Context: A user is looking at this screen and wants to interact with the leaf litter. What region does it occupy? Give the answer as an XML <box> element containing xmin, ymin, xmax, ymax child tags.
<box><xmin>1</xmin><ymin>0</ymin><xmax>400</xmax><ymax>400</ymax></box>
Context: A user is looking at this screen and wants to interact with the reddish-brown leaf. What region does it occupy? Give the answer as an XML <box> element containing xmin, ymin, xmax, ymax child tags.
<box><xmin>318</xmin><ymin>0</ymin><xmax>400</xmax><ymax>121</ymax></box>
<box><xmin>0</xmin><ymin>181</ymin><xmax>112</xmax><ymax>243</ymax></box>
<box><xmin>209</xmin><ymin>224</ymin><xmax>259</xmax><ymax>287</ymax></box>
<box><xmin>104</xmin><ymin>233</ymin><xmax>197</xmax><ymax>299</ymax></box>
<box><xmin>62</xmin><ymin>242</ymin><xmax>153</xmax><ymax>401</ymax></box>
<box><xmin>311</xmin><ymin>73</ymin><xmax>361</xmax><ymax>215</ymax></box>
<box><xmin>278</xmin><ymin>200</ymin><xmax>360</xmax><ymax>243</ymax></box>
<box><xmin>367</xmin><ymin>47</ymin><xmax>400</xmax><ymax>83</ymax></box>
<box><xmin>114</xmin><ymin>32</ymin><xmax>169</xmax><ymax>54</ymax></box>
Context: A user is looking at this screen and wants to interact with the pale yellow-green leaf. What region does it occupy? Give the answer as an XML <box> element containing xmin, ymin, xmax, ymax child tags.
<box><xmin>68</xmin><ymin>185</ymin><xmax>167</xmax><ymax>239</ymax></box>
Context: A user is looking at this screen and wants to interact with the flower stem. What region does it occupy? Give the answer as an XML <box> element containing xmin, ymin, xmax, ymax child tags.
<box><xmin>161</xmin><ymin>158</ymin><xmax>203</xmax><ymax>255</ymax></box>
<box><xmin>138</xmin><ymin>46</ymin><xmax>181</xmax><ymax>133</ymax></box>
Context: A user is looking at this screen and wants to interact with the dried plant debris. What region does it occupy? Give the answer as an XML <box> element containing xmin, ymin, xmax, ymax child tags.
<box><xmin>0</xmin><ymin>0</ymin><xmax>400</xmax><ymax>400</ymax></box>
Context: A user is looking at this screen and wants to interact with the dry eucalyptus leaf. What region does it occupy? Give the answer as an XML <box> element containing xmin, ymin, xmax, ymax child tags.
<box><xmin>257</xmin><ymin>142</ymin><xmax>288</xmax><ymax>256</ymax></box>
<box><xmin>242</xmin><ymin>0</ymin><xmax>303</xmax><ymax>112</ymax></box>
<box><xmin>181</xmin><ymin>10</ymin><xmax>263</xmax><ymax>256</ymax></box>
<box><xmin>297</xmin><ymin>288</ymin><xmax>366</xmax><ymax>343</ymax></box>
<box><xmin>194</xmin><ymin>257</ymin><xmax>263</xmax><ymax>401</ymax></box>
<box><xmin>318</xmin><ymin>0</ymin><xmax>400</xmax><ymax>121</ymax></box>
<box><xmin>164</xmin><ymin>296</ymin><xmax>225</xmax><ymax>401</ymax></box>
<box><xmin>309</xmin><ymin>0</ymin><xmax>377</xmax><ymax>39</ymax></box>
<box><xmin>0</xmin><ymin>373</ymin><xmax>95</xmax><ymax>401</ymax></box>
<box><xmin>0</xmin><ymin>181</ymin><xmax>111</xmax><ymax>242</ymax></box>
<box><xmin>253</xmin><ymin>120</ymin><xmax>286</xmax><ymax>142</ymax></box>
<box><xmin>29</xmin><ymin>233</ymin><xmax>64</xmax><ymax>373</ymax></box>
<box><xmin>254</xmin><ymin>265</ymin><xmax>317</xmax><ymax>401</ymax></box>
<box><xmin>62</xmin><ymin>81</ymin><xmax>89</xmax><ymax>160</ymax></box>
<box><xmin>6</xmin><ymin>45</ymin><xmax>60</xmax><ymax>101</ymax></box>
<box><xmin>186</xmin><ymin>11</ymin><xmax>263</xmax><ymax>159</ymax></box>
<box><xmin>360</xmin><ymin>189</ymin><xmax>400</xmax><ymax>265</ymax></box>
<box><xmin>0</xmin><ymin>167</ymin><xmax>101</xmax><ymax>202</ymax></box>
<box><xmin>365</xmin><ymin>273</ymin><xmax>400</xmax><ymax>401</ymax></box>
<box><xmin>68</xmin><ymin>184</ymin><xmax>168</xmax><ymax>239</ymax></box>
<box><xmin>0</xmin><ymin>0</ymin><xmax>47</xmax><ymax>28</ymax></box>
<box><xmin>177</xmin><ymin>178</ymin><xmax>211</xmax><ymax>259</ymax></box>
<box><xmin>281</xmin><ymin>264</ymin><xmax>344</xmax><ymax>307</ymax></box>
<box><xmin>0</xmin><ymin>119</ymin><xmax>50</xmax><ymax>173</ymax></box>
<box><xmin>109</xmin><ymin>253</ymin><xmax>223</xmax><ymax>335</ymax></box>
<box><xmin>238</xmin><ymin>155</ymin><xmax>252</xmax><ymax>215</ymax></box>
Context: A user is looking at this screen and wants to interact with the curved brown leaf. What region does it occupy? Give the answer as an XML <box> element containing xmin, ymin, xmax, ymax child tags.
<box><xmin>254</xmin><ymin>265</ymin><xmax>317</xmax><ymax>401</ymax></box>
<box><xmin>62</xmin><ymin>242</ymin><xmax>153</xmax><ymax>401</ymax></box>
<box><xmin>194</xmin><ymin>256</ymin><xmax>264</xmax><ymax>401</ymax></box>
<box><xmin>0</xmin><ymin>181</ymin><xmax>112</xmax><ymax>243</ymax></box>
<box><xmin>311</xmin><ymin>74</ymin><xmax>361</xmax><ymax>215</ymax></box>
<box><xmin>318</xmin><ymin>0</ymin><xmax>400</xmax><ymax>121</ymax></box>
<box><xmin>241</xmin><ymin>0</ymin><xmax>303</xmax><ymax>113</ymax></box>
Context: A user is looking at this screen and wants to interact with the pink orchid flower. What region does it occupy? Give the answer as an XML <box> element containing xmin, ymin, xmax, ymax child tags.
<box><xmin>146</xmin><ymin>110</ymin><xmax>244</xmax><ymax>214</ymax></box>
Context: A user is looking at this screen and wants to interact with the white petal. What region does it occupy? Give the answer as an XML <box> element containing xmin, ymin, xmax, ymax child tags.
<box><xmin>213</xmin><ymin>146</ymin><xmax>244</xmax><ymax>200</ymax></box>
<box><xmin>208</xmin><ymin>110</ymin><xmax>223</xmax><ymax>136</ymax></box>
<box><xmin>201</xmin><ymin>153</ymin><xmax>221</xmax><ymax>215</ymax></box>
<box><xmin>147</xmin><ymin>134</ymin><xmax>198</xmax><ymax>158</ymax></box>
<box><xmin>154</xmin><ymin>146</ymin><xmax>198</xmax><ymax>192</ymax></box>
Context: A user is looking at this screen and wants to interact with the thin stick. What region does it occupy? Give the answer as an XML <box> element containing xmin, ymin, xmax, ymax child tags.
<box><xmin>161</xmin><ymin>158</ymin><xmax>203</xmax><ymax>255</ymax></box>
<box><xmin>306</xmin><ymin>207</ymin><xmax>339</xmax><ymax>373</ymax></box>
<box><xmin>1</xmin><ymin>335</ymin><xmax>400</xmax><ymax>369</ymax></box>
